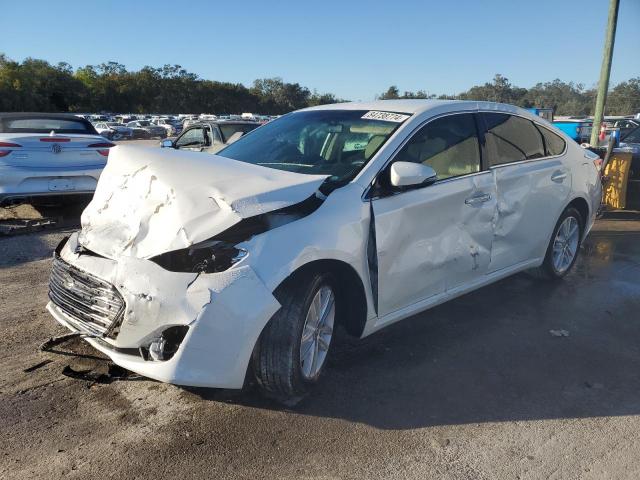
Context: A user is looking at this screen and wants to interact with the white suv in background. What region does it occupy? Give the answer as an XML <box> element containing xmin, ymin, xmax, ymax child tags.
<box><xmin>47</xmin><ymin>100</ymin><xmax>602</xmax><ymax>400</ymax></box>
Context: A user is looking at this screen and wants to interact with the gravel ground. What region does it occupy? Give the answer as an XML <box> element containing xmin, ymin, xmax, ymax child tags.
<box><xmin>1</xmin><ymin>216</ymin><xmax>640</xmax><ymax>479</ymax></box>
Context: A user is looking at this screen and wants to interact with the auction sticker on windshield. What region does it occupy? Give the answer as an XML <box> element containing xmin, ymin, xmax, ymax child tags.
<box><xmin>361</xmin><ymin>111</ymin><xmax>410</xmax><ymax>123</ymax></box>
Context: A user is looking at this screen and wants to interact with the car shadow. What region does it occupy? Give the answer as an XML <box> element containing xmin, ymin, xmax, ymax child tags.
<box><xmin>191</xmin><ymin>230</ymin><xmax>640</xmax><ymax>430</ymax></box>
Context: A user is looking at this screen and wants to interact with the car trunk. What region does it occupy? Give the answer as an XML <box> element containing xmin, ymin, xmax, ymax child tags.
<box><xmin>1</xmin><ymin>134</ymin><xmax>109</xmax><ymax>168</ymax></box>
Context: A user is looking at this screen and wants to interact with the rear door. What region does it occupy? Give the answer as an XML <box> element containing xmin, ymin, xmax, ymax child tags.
<box><xmin>480</xmin><ymin>112</ymin><xmax>571</xmax><ymax>272</ymax></box>
<box><xmin>372</xmin><ymin>113</ymin><xmax>497</xmax><ymax>318</ymax></box>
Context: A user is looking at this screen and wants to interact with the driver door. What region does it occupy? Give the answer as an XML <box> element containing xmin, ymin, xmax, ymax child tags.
<box><xmin>372</xmin><ymin>113</ymin><xmax>496</xmax><ymax>318</ymax></box>
<box><xmin>175</xmin><ymin>126</ymin><xmax>207</xmax><ymax>152</ymax></box>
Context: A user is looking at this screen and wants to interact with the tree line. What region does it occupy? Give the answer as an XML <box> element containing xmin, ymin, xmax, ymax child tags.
<box><xmin>378</xmin><ymin>74</ymin><xmax>640</xmax><ymax>116</ymax></box>
<box><xmin>0</xmin><ymin>54</ymin><xmax>340</xmax><ymax>114</ymax></box>
<box><xmin>1</xmin><ymin>54</ymin><xmax>638</xmax><ymax>116</ymax></box>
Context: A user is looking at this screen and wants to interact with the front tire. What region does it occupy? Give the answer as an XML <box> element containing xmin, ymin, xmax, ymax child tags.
<box><xmin>530</xmin><ymin>206</ymin><xmax>583</xmax><ymax>280</ymax></box>
<box><xmin>254</xmin><ymin>272</ymin><xmax>336</xmax><ymax>400</ymax></box>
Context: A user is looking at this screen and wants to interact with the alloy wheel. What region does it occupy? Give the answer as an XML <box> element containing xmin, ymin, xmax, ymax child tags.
<box><xmin>299</xmin><ymin>285</ymin><xmax>335</xmax><ymax>380</ymax></box>
<box><xmin>552</xmin><ymin>216</ymin><xmax>579</xmax><ymax>273</ymax></box>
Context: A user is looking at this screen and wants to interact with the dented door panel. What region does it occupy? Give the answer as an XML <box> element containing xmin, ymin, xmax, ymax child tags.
<box><xmin>489</xmin><ymin>158</ymin><xmax>571</xmax><ymax>272</ymax></box>
<box><xmin>372</xmin><ymin>171</ymin><xmax>496</xmax><ymax>317</ymax></box>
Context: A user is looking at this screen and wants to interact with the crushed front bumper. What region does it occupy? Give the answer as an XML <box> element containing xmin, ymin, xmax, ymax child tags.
<box><xmin>47</xmin><ymin>233</ymin><xmax>280</xmax><ymax>389</ymax></box>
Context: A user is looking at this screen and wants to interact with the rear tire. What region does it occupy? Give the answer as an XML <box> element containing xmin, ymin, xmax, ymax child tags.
<box><xmin>254</xmin><ymin>272</ymin><xmax>336</xmax><ymax>401</ymax></box>
<box><xmin>529</xmin><ymin>206</ymin><xmax>583</xmax><ymax>280</ymax></box>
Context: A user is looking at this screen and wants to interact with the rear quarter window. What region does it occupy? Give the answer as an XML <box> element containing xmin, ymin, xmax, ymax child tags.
<box><xmin>537</xmin><ymin>125</ymin><xmax>566</xmax><ymax>156</ymax></box>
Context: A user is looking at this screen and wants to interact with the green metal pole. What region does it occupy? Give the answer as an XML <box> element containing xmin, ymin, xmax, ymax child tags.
<box><xmin>590</xmin><ymin>0</ymin><xmax>620</xmax><ymax>145</ymax></box>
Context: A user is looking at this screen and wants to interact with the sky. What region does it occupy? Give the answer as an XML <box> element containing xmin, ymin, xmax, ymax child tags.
<box><xmin>3</xmin><ymin>0</ymin><xmax>639</xmax><ymax>101</ymax></box>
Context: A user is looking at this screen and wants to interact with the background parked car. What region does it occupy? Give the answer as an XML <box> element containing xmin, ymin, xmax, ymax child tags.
<box><xmin>612</xmin><ymin>118</ymin><xmax>640</xmax><ymax>138</ymax></box>
<box><xmin>182</xmin><ymin>117</ymin><xmax>201</xmax><ymax>129</ymax></box>
<box><xmin>126</xmin><ymin>120</ymin><xmax>167</xmax><ymax>139</ymax></box>
<box><xmin>94</xmin><ymin>122</ymin><xmax>134</xmax><ymax>140</ymax></box>
<box><xmin>152</xmin><ymin>118</ymin><xmax>182</xmax><ymax>136</ymax></box>
<box><xmin>0</xmin><ymin>113</ymin><xmax>113</xmax><ymax>205</ymax></box>
<box><xmin>161</xmin><ymin>120</ymin><xmax>260</xmax><ymax>154</ymax></box>
<box><xmin>552</xmin><ymin>118</ymin><xmax>593</xmax><ymax>143</ymax></box>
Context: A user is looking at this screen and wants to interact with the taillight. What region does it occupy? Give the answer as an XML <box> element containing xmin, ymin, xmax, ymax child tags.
<box><xmin>593</xmin><ymin>158</ymin><xmax>603</xmax><ymax>173</ymax></box>
<box><xmin>0</xmin><ymin>141</ymin><xmax>21</xmax><ymax>157</ymax></box>
<box><xmin>40</xmin><ymin>137</ymin><xmax>71</xmax><ymax>142</ymax></box>
<box><xmin>88</xmin><ymin>142</ymin><xmax>114</xmax><ymax>157</ymax></box>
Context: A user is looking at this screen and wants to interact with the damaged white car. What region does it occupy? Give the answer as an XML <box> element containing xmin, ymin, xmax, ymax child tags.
<box><xmin>47</xmin><ymin>100</ymin><xmax>602</xmax><ymax>399</ymax></box>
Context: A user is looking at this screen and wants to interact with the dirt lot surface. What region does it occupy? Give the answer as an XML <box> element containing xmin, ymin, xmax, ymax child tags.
<box><xmin>1</xmin><ymin>213</ymin><xmax>640</xmax><ymax>479</ymax></box>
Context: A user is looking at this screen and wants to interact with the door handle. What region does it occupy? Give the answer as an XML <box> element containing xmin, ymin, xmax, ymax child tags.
<box><xmin>465</xmin><ymin>193</ymin><xmax>492</xmax><ymax>206</ymax></box>
<box><xmin>551</xmin><ymin>171</ymin><xmax>567</xmax><ymax>183</ymax></box>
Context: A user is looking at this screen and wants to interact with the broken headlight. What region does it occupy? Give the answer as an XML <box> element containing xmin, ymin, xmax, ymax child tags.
<box><xmin>149</xmin><ymin>240</ymin><xmax>247</xmax><ymax>273</ymax></box>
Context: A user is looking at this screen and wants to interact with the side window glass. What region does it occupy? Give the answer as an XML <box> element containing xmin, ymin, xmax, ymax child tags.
<box><xmin>210</xmin><ymin>127</ymin><xmax>223</xmax><ymax>144</ymax></box>
<box><xmin>483</xmin><ymin>113</ymin><xmax>545</xmax><ymax>166</ymax></box>
<box><xmin>393</xmin><ymin>113</ymin><xmax>481</xmax><ymax>180</ymax></box>
<box><xmin>537</xmin><ymin>125</ymin><xmax>566</xmax><ymax>156</ymax></box>
<box><xmin>175</xmin><ymin>128</ymin><xmax>204</xmax><ymax>148</ymax></box>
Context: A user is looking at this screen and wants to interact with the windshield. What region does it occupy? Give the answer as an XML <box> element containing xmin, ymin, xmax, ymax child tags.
<box><xmin>137</xmin><ymin>121</ymin><xmax>151</xmax><ymax>126</ymax></box>
<box><xmin>219</xmin><ymin>123</ymin><xmax>259</xmax><ymax>142</ymax></box>
<box><xmin>218</xmin><ymin>110</ymin><xmax>405</xmax><ymax>183</ymax></box>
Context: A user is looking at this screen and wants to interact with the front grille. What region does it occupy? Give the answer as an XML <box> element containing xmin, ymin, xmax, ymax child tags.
<box><xmin>49</xmin><ymin>255</ymin><xmax>125</xmax><ymax>337</ymax></box>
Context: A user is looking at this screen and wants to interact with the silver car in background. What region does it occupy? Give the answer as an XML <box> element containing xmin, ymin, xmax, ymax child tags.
<box><xmin>0</xmin><ymin>113</ymin><xmax>114</xmax><ymax>205</ymax></box>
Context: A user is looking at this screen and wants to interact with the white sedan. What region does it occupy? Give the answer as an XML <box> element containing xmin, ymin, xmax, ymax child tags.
<box><xmin>0</xmin><ymin>113</ymin><xmax>114</xmax><ymax>205</ymax></box>
<box><xmin>47</xmin><ymin>100</ymin><xmax>602</xmax><ymax>400</ymax></box>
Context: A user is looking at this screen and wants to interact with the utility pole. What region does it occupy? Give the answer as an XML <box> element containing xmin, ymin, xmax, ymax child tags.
<box><xmin>590</xmin><ymin>0</ymin><xmax>620</xmax><ymax>145</ymax></box>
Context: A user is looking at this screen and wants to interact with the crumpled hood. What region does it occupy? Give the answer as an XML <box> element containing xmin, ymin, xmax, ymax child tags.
<box><xmin>78</xmin><ymin>145</ymin><xmax>327</xmax><ymax>259</ymax></box>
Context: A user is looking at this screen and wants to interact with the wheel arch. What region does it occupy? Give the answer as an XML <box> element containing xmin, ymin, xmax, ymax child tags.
<box><xmin>567</xmin><ymin>196</ymin><xmax>590</xmax><ymax>233</ymax></box>
<box><xmin>272</xmin><ymin>259</ymin><xmax>369</xmax><ymax>338</ymax></box>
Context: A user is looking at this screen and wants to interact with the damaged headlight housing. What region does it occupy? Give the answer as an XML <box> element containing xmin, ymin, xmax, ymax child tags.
<box><xmin>149</xmin><ymin>239</ymin><xmax>247</xmax><ymax>273</ymax></box>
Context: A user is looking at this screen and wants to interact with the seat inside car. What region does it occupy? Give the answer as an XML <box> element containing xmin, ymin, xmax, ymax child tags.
<box><xmin>365</xmin><ymin>135</ymin><xmax>387</xmax><ymax>159</ymax></box>
<box><xmin>400</xmin><ymin>124</ymin><xmax>479</xmax><ymax>179</ymax></box>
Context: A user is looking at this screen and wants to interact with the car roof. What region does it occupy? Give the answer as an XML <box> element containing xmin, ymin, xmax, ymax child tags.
<box><xmin>299</xmin><ymin>99</ymin><xmax>533</xmax><ymax>117</ymax></box>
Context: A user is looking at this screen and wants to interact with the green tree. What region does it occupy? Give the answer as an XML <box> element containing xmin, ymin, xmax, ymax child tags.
<box><xmin>0</xmin><ymin>53</ymin><xmax>638</xmax><ymax>117</ymax></box>
<box><xmin>378</xmin><ymin>85</ymin><xmax>400</xmax><ymax>99</ymax></box>
<box><xmin>458</xmin><ymin>74</ymin><xmax>528</xmax><ymax>106</ymax></box>
<box><xmin>523</xmin><ymin>79</ymin><xmax>592</xmax><ymax>116</ymax></box>
<box><xmin>607</xmin><ymin>78</ymin><xmax>640</xmax><ymax>115</ymax></box>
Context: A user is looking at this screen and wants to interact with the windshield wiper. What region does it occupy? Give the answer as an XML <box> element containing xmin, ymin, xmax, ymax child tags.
<box><xmin>256</xmin><ymin>162</ymin><xmax>314</xmax><ymax>168</ymax></box>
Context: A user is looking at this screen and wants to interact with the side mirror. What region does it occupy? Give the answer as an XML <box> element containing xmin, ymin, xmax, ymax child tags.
<box><xmin>389</xmin><ymin>161</ymin><xmax>437</xmax><ymax>188</ymax></box>
<box><xmin>161</xmin><ymin>139</ymin><xmax>174</xmax><ymax>148</ymax></box>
